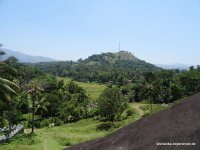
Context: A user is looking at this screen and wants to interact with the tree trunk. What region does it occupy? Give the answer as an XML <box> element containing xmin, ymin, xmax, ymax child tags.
<box><xmin>8</xmin><ymin>101</ymin><xmax>12</xmax><ymax>143</ymax></box>
<box><xmin>28</xmin><ymin>112</ymin><xmax>30</xmax><ymax>123</ymax></box>
<box><xmin>31</xmin><ymin>96</ymin><xmax>35</xmax><ymax>135</ymax></box>
<box><xmin>149</xmin><ymin>98</ymin><xmax>153</xmax><ymax>115</ymax></box>
<box><xmin>111</xmin><ymin>121</ymin><xmax>116</xmax><ymax>128</ymax></box>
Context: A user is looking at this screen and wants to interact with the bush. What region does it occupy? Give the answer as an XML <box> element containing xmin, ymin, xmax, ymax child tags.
<box><xmin>32</xmin><ymin>118</ymin><xmax>63</xmax><ymax>128</ymax></box>
<box><xmin>50</xmin><ymin>117</ymin><xmax>63</xmax><ymax>126</ymax></box>
<box><xmin>97</xmin><ymin>122</ymin><xmax>113</xmax><ymax>131</ymax></box>
<box><xmin>23</xmin><ymin>121</ymin><xmax>29</xmax><ymax>128</ymax></box>
<box><xmin>34</xmin><ymin>119</ymin><xmax>50</xmax><ymax>128</ymax></box>
<box><xmin>126</xmin><ymin>109</ymin><xmax>134</xmax><ymax>116</ymax></box>
<box><xmin>87</xmin><ymin>107</ymin><xmax>99</xmax><ymax>118</ymax></box>
<box><xmin>11</xmin><ymin>133</ymin><xmax>39</xmax><ymax>145</ymax></box>
<box><xmin>40</xmin><ymin>119</ymin><xmax>50</xmax><ymax>128</ymax></box>
<box><xmin>97</xmin><ymin>87</ymin><xmax>128</xmax><ymax>122</ymax></box>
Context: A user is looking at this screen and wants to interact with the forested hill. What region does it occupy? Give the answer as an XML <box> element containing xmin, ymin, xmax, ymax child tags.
<box><xmin>34</xmin><ymin>51</ymin><xmax>161</xmax><ymax>85</ymax></box>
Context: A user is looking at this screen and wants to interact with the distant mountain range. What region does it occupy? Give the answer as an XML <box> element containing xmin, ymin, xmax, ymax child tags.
<box><xmin>156</xmin><ymin>63</ymin><xmax>191</xmax><ymax>70</ymax></box>
<box><xmin>0</xmin><ymin>48</ymin><xmax>193</xmax><ymax>70</ymax></box>
<box><xmin>0</xmin><ymin>49</ymin><xmax>55</xmax><ymax>63</ymax></box>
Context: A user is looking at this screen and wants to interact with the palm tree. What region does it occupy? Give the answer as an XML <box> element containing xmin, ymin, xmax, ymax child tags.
<box><xmin>143</xmin><ymin>81</ymin><xmax>159</xmax><ymax>115</ymax></box>
<box><xmin>0</xmin><ymin>46</ymin><xmax>20</xmax><ymax>103</ymax></box>
<box><xmin>35</xmin><ymin>97</ymin><xmax>49</xmax><ymax>117</ymax></box>
<box><xmin>27</xmin><ymin>80</ymin><xmax>43</xmax><ymax>134</ymax></box>
<box><xmin>0</xmin><ymin>78</ymin><xmax>20</xmax><ymax>102</ymax></box>
<box><xmin>143</xmin><ymin>72</ymin><xmax>160</xmax><ymax>115</ymax></box>
<box><xmin>0</xmin><ymin>45</ymin><xmax>20</xmax><ymax>140</ymax></box>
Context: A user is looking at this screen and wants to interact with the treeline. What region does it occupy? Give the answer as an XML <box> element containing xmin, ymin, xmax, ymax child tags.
<box><xmin>121</xmin><ymin>66</ymin><xmax>200</xmax><ymax>104</ymax></box>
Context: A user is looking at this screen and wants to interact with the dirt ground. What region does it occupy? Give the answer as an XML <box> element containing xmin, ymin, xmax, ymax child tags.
<box><xmin>67</xmin><ymin>93</ymin><xmax>200</xmax><ymax>150</ymax></box>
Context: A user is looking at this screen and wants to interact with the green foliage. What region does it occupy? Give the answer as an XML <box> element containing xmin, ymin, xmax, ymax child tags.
<box><xmin>2</xmin><ymin>45</ymin><xmax>200</xmax><ymax>150</ymax></box>
<box><xmin>39</xmin><ymin>119</ymin><xmax>50</xmax><ymax>128</ymax></box>
<box><xmin>170</xmin><ymin>83</ymin><xmax>184</xmax><ymax>102</ymax></box>
<box><xmin>0</xmin><ymin>47</ymin><xmax>21</xmax><ymax>127</ymax></box>
<box><xmin>34</xmin><ymin>51</ymin><xmax>161</xmax><ymax>85</ymax></box>
<box><xmin>0</xmin><ymin>102</ymin><xmax>166</xmax><ymax>150</ymax></box>
<box><xmin>13</xmin><ymin>63</ymin><xmax>46</xmax><ymax>86</ymax></box>
<box><xmin>16</xmin><ymin>92</ymin><xmax>30</xmax><ymax>114</ymax></box>
<box><xmin>44</xmin><ymin>93</ymin><xmax>60</xmax><ymax>117</ymax></box>
<box><xmin>34</xmin><ymin>117</ymin><xmax>64</xmax><ymax>128</ymax></box>
<box><xmin>4</xmin><ymin>107</ymin><xmax>22</xmax><ymax>126</ymax></box>
<box><xmin>50</xmin><ymin>117</ymin><xmax>63</xmax><ymax>126</ymax></box>
<box><xmin>27</xmin><ymin>79</ymin><xmax>44</xmax><ymax>134</ymax></box>
<box><xmin>57</xmin><ymin>76</ymin><xmax>106</xmax><ymax>101</ymax></box>
<box><xmin>58</xmin><ymin>81</ymin><xmax>90</xmax><ymax>123</ymax></box>
<box><xmin>10</xmin><ymin>133</ymin><xmax>39</xmax><ymax>145</ymax></box>
<box><xmin>179</xmin><ymin>68</ymin><xmax>200</xmax><ymax>96</ymax></box>
<box><xmin>35</xmin><ymin>97</ymin><xmax>49</xmax><ymax>117</ymax></box>
<box><xmin>97</xmin><ymin>87</ymin><xmax>128</xmax><ymax>122</ymax></box>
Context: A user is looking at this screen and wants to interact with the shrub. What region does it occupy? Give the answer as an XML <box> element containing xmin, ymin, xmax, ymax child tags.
<box><xmin>40</xmin><ymin>119</ymin><xmax>50</xmax><ymax>128</ymax></box>
<box><xmin>87</xmin><ymin>107</ymin><xmax>99</xmax><ymax>118</ymax></box>
<box><xmin>11</xmin><ymin>133</ymin><xmax>39</xmax><ymax>145</ymax></box>
<box><xmin>50</xmin><ymin>117</ymin><xmax>63</xmax><ymax>126</ymax></box>
<box><xmin>34</xmin><ymin>119</ymin><xmax>50</xmax><ymax>128</ymax></box>
<box><xmin>97</xmin><ymin>122</ymin><xmax>113</xmax><ymax>131</ymax></box>
<box><xmin>97</xmin><ymin>87</ymin><xmax>128</xmax><ymax>122</ymax></box>
<box><xmin>23</xmin><ymin>121</ymin><xmax>29</xmax><ymax>128</ymax></box>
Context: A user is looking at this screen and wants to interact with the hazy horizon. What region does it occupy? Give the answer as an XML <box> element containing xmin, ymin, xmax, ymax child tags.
<box><xmin>1</xmin><ymin>48</ymin><xmax>195</xmax><ymax>67</ymax></box>
<box><xmin>0</xmin><ymin>0</ymin><xmax>200</xmax><ymax>65</ymax></box>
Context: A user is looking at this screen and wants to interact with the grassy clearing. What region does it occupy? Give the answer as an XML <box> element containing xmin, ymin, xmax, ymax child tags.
<box><xmin>0</xmin><ymin>102</ymin><xmax>147</xmax><ymax>150</ymax></box>
<box><xmin>0</xmin><ymin>103</ymin><xmax>168</xmax><ymax>150</ymax></box>
<box><xmin>57</xmin><ymin>77</ymin><xmax>106</xmax><ymax>101</ymax></box>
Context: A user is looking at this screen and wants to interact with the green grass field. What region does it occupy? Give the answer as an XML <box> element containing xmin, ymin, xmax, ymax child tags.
<box><xmin>57</xmin><ymin>77</ymin><xmax>106</xmax><ymax>101</ymax></box>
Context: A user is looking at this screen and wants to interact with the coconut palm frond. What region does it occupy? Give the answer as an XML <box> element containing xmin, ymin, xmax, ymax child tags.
<box><xmin>0</xmin><ymin>92</ymin><xmax>11</xmax><ymax>102</ymax></box>
<box><xmin>0</xmin><ymin>78</ymin><xmax>20</xmax><ymax>91</ymax></box>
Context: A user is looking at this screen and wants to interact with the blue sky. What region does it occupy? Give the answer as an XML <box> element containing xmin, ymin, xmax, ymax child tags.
<box><xmin>0</xmin><ymin>0</ymin><xmax>200</xmax><ymax>65</ymax></box>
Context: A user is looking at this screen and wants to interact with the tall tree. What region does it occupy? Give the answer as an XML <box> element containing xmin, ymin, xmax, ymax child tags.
<box><xmin>0</xmin><ymin>45</ymin><xmax>20</xmax><ymax>139</ymax></box>
<box><xmin>143</xmin><ymin>82</ymin><xmax>159</xmax><ymax>114</ymax></box>
<box><xmin>143</xmin><ymin>72</ymin><xmax>159</xmax><ymax>114</ymax></box>
<box><xmin>27</xmin><ymin>80</ymin><xmax>43</xmax><ymax>134</ymax></box>
<box><xmin>0</xmin><ymin>47</ymin><xmax>19</xmax><ymax>102</ymax></box>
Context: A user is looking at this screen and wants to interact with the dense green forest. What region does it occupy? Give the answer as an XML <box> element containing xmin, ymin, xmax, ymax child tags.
<box><xmin>1</xmin><ymin>48</ymin><xmax>200</xmax><ymax>148</ymax></box>
<box><xmin>34</xmin><ymin>51</ymin><xmax>161</xmax><ymax>84</ymax></box>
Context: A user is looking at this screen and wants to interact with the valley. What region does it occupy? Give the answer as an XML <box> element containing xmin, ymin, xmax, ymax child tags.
<box><xmin>0</xmin><ymin>49</ymin><xmax>199</xmax><ymax>150</ymax></box>
<box><xmin>1</xmin><ymin>1</ymin><xmax>200</xmax><ymax>149</ymax></box>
